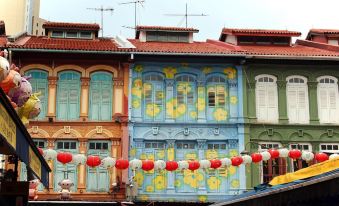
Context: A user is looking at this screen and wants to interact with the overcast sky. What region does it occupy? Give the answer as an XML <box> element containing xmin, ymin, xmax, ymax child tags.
<box><xmin>40</xmin><ymin>0</ymin><xmax>339</xmax><ymax>41</ymax></box>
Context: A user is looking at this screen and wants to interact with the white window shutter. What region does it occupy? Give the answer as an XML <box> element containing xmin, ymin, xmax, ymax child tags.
<box><xmin>297</xmin><ymin>88</ymin><xmax>307</xmax><ymax>123</ymax></box>
<box><xmin>256</xmin><ymin>85</ymin><xmax>267</xmax><ymax>121</ymax></box>
<box><xmin>318</xmin><ymin>87</ymin><xmax>329</xmax><ymax>123</ymax></box>
<box><xmin>328</xmin><ymin>87</ymin><xmax>338</xmax><ymax>123</ymax></box>
<box><xmin>287</xmin><ymin>87</ymin><xmax>297</xmax><ymax>123</ymax></box>
<box><xmin>267</xmin><ymin>85</ymin><xmax>278</xmax><ymax>122</ymax></box>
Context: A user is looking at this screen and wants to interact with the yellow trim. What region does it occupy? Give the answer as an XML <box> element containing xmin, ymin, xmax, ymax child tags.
<box><xmin>85</xmin><ymin>65</ymin><xmax>118</xmax><ymax>78</ymax></box>
<box><xmin>53</xmin><ymin>65</ymin><xmax>85</xmax><ymax>77</ymax></box>
<box><xmin>269</xmin><ymin>158</ymin><xmax>339</xmax><ymax>186</ymax></box>
<box><xmin>20</xmin><ymin>64</ymin><xmax>53</xmax><ymax>76</ymax></box>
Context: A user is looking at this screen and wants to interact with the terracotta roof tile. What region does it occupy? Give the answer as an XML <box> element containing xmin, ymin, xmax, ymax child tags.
<box><xmin>128</xmin><ymin>39</ymin><xmax>243</xmax><ymax>54</ymax></box>
<box><xmin>9</xmin><ymin>36</ymin><xmax>131</xmax><ymax>52</ymax></box>
<box><xmin>222</xmin><ymin>28</ymin><xmax>301</xmax><ymax>37</ymax></box>
<box><xmin>136</xmin><ymin>25</ymin><xmax>198</xmax><ymax>32</ymax></box>
<box><xmin>309</xmin><ymin>29</ymin><xmax>339</xmax><ymax>35</ymax></box>
<box><xmin>43</xmin><ymin>22</ymin><xmax>100</xmax><ymax>31</ymax></box>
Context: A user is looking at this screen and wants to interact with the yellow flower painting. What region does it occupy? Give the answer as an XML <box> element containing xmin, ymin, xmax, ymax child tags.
<box><xmin>223</xmin><ymin>67</ymin><xmax>236</xmax><ymax>79</ymax></box>
<box><xmin>134</xmin><ymin>65</ymin><xmax>143</xmax><ymax>73</ymax></box>
<box><xmin>231</xmin><ymin>179</ymin><xmax>240</xmax><ymax>188</ymax></box>
<box><xmin>230</xmin><ymin>96</ymin><xmax>238</xmax><ymax>104</ymax></box>
<box><xmin>202</xmin><ymin>67</ymin><xmax>212</xmax><ymax>74</ymax></box>
<box><xmin>196</xmin><ymin>98</ymin><xmax>206</xmax><ymax>111</ymax></box>
<box><xmin>146</xmin><ymin>103</ymin><xmax>160</xmax><ymax>117</ymax></box>
<box><xmin>152</xmin><ymin>175</ymin><xmax>167</xmax><ymax>190</ymax></box>
<box><xmin>132</xmin><ymin>99</ymin><xmax>140</xmax><ymax>108</ymax></box>
<box><xmin>207</xmin><ymin>176</ymin><xmax>221</xmax><ymax>190</ymax></box>
<box><xmin>198</xmin><ymin>195</ymin><xmax>208</xmax><ymax>203</ymax></box>
<box><xmin>213</xmin><ymin>108</ymin><xmax>228</xmax><ymax>121</ymax></box>
<box><xmin>139</xmin><ymin>195</ymin><xmax>149</xmax><ymax>201</ymax></box>
<box><xmin>145</xmin><ymin>185</ymin><xmax>154</xmax><ymax>192</ymax></box>
<box><xmin>134</xmin><ymin>172</ymin><xmax>144</xmax><ymax>187</ymax></box>
<box><xmin>163</xmin><ymin>67</ymin><xmax>177</xmax><ymax>79</ymax></box>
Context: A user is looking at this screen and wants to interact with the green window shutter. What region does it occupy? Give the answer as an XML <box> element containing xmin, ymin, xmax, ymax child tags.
<box><xmin>100</xmin><ymin>82</ymin><xmax>112</xmax><ymax>120</ymax></box>
<box><xmin>57</xmin><ymin>71</ymin><xmax>80</xmax><ymax>120</ymax></box>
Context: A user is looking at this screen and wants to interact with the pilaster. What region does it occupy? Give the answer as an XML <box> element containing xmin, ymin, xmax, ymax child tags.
<box><xmin>197</xmin><ymin>81</ymin><xmax>206</xmax><ymax>123</ymax></box>
<box><xmin>229</xmin><ymin>79</ymin><xmax>238</xmax><ymax>122</ymax></box>
<box><xmin>80</xmin><ymin>77</ymin><xmax>90</xmax><ymax>121</ymax></box>
<box><xmin>165</xmin><ymin>79</ymin><xmax>175</xmax><ymax>123</ymax></box>
<box><xmin>77</xmin><ymin>140</ymin><xmax>87</xmax><ymax>191</ymax></box>
<box><xmin>277</xmin><ymin>80</ymin><xmax>288</xmax><ymax>124</ymax></box>
<box><xmin>47</xmin><ymin>77</ymin><xmax>58</xmax><ymax>120</ymax></box>
<box><xmin>247</xmin><ymin>82</ymin><xmax>256</xmax><ymax>122</ymax></box>
<box><xmin>308</xmin><ymin>81</ymin><xmax>319</xmax><ymax>124</ymax></box>
<box><xmin>113</xmin><ymin>78</ymin><xmax>124</xmax><ymax>115</ymax></box>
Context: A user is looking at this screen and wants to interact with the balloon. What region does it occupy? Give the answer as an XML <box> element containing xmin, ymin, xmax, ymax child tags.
<box><xmin>251</xmin><ymin>153</ymin><xmax>262</xmax><ymax>163</ymax></box>
<box><xmin>86</xmin><ymin>156</ymin><xmax>101</xmax><ymax>167</ymax></box>
<box><xmin>210</xmin><ymin>159</ymin><xmax>222</xmax><ymax>169</ymax></box>
<box><xmin>115</xmin><ymin>159</ymin><xmax>129</xmax><ymax>170</ymax></box>
<box><xmin>57</xmin><ymin>152</ymin><xmax>73</xmax><ymax>164</ymax></box>
<box><xmin>142</xmin><ymin>160</ymin><xmax>154</xmax><ymax>171</ymax></box>
<box><xmin>165</xmin><ymin>161</ymin><xmax>178</xmax><ymax>171</ymax></box>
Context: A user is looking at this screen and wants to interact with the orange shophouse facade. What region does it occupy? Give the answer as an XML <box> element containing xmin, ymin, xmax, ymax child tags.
<box><xmin>9</xmin><ymin>22</ymin><xmax>133</xmax><ymax>201</ymax></box>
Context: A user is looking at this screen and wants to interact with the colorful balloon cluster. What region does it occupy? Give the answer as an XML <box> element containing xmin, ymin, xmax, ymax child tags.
<box><xmin>0</xmin><ymin>50</ymin><xmax>41</xmax><ymax>126</ymax></box>
<box><xmin>40</xmin><ymin>148</ymin><xmax>339</xmax><ymax>171</ymax></box>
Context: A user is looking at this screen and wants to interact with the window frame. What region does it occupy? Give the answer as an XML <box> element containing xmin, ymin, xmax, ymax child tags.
<box><xmin>319</xmin><ymin>143</ymin><xmax>339</xmax><ymax>154</ymax></box>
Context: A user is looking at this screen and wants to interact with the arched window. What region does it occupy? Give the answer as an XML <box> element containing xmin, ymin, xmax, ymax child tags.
<box><xmin>206</xmin><ymin>75</ymin><xmax>228</xmax><ymax>122</ymax></box>
<box><xmin>57</xmin><ymin>71</ymin><xmax>81</xmax><ymax>120</ymax></box>
<box><xmin>143</xmin><ymin>73</ymin><xmax>165</xmax><ymax>121</ymax></box>
<box><xmin>255</xmin><ymin>75</ymin><xmax>278</xmax><ymax>123</ymax></box>
<box><xmin>89</xmin><ymin>72</ymin><xmax>113</xmax><ymax>121</ymax></box>
<box><xmin>286</xmin><ymin>76</ymin><xmax>309</xmax><ymax>123</ymax></box>
<box><xmin>317</xmin><ymin>76</ymin><xmax>339</xmax><ymax>123</ymax></box>
<box><xmin>175</xmin><ymin>74</ymin><xmax>196</xmax><ymax>122</ymax></box>
<box><xmin>25</xmin><ymin>70</ymin><xmax>48</xmax><ymax>120</ymax></box>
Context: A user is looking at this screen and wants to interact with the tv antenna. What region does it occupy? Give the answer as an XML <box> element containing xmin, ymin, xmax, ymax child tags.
<box><xmin>87</xmin><ymin>6</ymin><xmax>114</xmax><ymax>37</ymax></box>
<box><xmin>164</xmin><ymin>3</ymin><xmax>208</xmax><ymax>28</ymax></box>
<box><xmin>119</xmin><ymin>0</ymin><xmax>145</xmax><ymax>32</ymax></box>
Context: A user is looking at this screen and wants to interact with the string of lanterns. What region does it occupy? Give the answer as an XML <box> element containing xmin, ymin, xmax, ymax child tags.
<box><xmin>40</xmin><ymin>148</ymin><xmax>339</xmax><ymax>171</ymax></box>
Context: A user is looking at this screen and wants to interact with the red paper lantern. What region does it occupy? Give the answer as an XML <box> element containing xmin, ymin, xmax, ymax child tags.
<box><xmin>142</xmin><ymin>160</ymin><xmax>154</xmax><ymax>171</ymax></box>
<box><xmin>231</xmin><ymin>156</ymin><xmax>243</xmax><ymax>166</ymax></box>
<box><xmin>315</xmin><ymin>153</ymin><xmax>329</xmax><ymax>162</ymax></box>
<box><xmin>251</xmin><ymin>153</ymin><xmax>263</xmax><ymax>163</ymax></box>
<box><xmin>288</xmin><ymin>149</ymin><xmax>302</xmax><ymax>160</ymax></box>
<box><xmin>115</xmin><ymin>159</ymin><xmax>129</xmax><ymax>170</ymax></box>
<box><xmin>210</xmin><ymin>159</ymin><xmax>222</xmax><ymax>169</ymax></box>
<box><xmin>86</xmin><ymin>156</ymin><xmax>101</xmax><ymax>168</ymax></box>
<box><xmin>38</xmin><ymin>148</ymin><xmax>44</xmax><ymax>156</ymax></box>
<box><xmin>268</xmin><ymin>149</ymin><xmax>280</xmax><ymax>159</ymax></box>
<box><xmin>188</xmin><ymin>161</ymin><xmax>200</xmax><ymax>171</ymax></box>
<box><xmin>165</xmin><ymin>161</ymin><xmax>178</xmax><ymax>171</ymax></box>
<box><xmin>57</xmin><ymin>152</ymin><xmax>72</xmax><ymax>164</ymax></box>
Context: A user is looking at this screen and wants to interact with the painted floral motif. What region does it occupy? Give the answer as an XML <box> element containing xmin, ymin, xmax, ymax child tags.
<box><xmin>132</xmin><ymin>99</ymin><xmax>140</xmax><ymax>108</ymax></box>
<box><xmin>176</xmin><ymin>104</ymin><xmax>186</xmax><ymax>117</ymax></box>
<box><xmin>207</xmin><ymin>176</ymin><xmax>221</xmax><ymax>190</ymax></box>
<box><xmin>131</xmin><ymin>79</ymin><xmax>142</xmax><ymax>98</ymax></box>
<box><xmin>190</xmin><ymin>111</ymin><xmax>197</xmax><ymax>119</ymax></box>
<box><xmin>177</xmin><ymin>82</ymin><xmax>192</xmax><ymax>95</ymax></box>
<box><xmin>157</xmin><ymin>150</ymin><xmax>165</xmax><ymax>159</ymax></box>
<box><xmin>166</xmin><ymin>98</ymin><xmax>187</xmax><ymax>119</ymax></box>
<box><xmin>152</xmin><ymin>175</ymin><xmax>167</xmax><ymax>190</ymax></box>
<box><xmin>183</xmin><ymin>170</ymin><xmax>204</xmax><ymax>188</ymax></box>
<box><xmin>228</xmin><ymin>166</ymin><xmax>237</xmax><ymax>176</ymax></box>
<box><xmin>145</xmin><ymin>185</ymin><xmax>154</xmax><ymax>192</ymax></box>
<box><xmin>196</xmin><ymin>98</ymin><xmax>206</xmax><ymax>111</ymax></box>
<box><xmin>145</xmin><ymin>103</ymin><xmax>161</xmax><ymax>117</ymax></box>
<box><xmin>230</xmin><ymin>96</ymin><xmax>238</xmax><ymax>104</ymax></box>
<box><xmin>163</xmin><ymin>67</ymin><xmax>177</xmax><ymax>79</ymax></box>
<box><xmin>205</xmin><ymin>150</ymin><xmax>219</xmax><ymax>159</ymax></box>
<box><xmin>134</xmin><ymin>65</ymin><xmax>143</xmax><ymax>73</ymax></box>
<box><xmin>229</xmin><ymin>149</ymin><xmax>238</xmax><ymax>157</ymax></box>
<box><xmin>219</xmin><ymin>168</ymin><xmax>228</xmax><ymax>177</ymax></box>
<box><xmin>202</xmin><ymin>67</ymin><xmax>212</xmax><ymax>74</ymax></box>
<box><xmin>181</xmin><ymin>62</ymin><xmax>189</xmax><ymax>68</ymax></box>
<box><xmin>213</xmin><ymin>108</ymin><xmax>228</xmax><ymax>121</ymax></box>
<box><xmin>167</xmin><ymin>148</ymin><xmax>175</xmax><ymax>161</ymax></box>
<box><xmin>185</xmin><ymin>153</ymin><xmax>197</xmax><ymax>160</ymax></box>
<box><xmin>134</xmin><ymin>171</ymin><xmax>144</xmax><ymax>187</ymax></box>
<box><xmin>147</xmin><ymin>154</ymin><xmax>155</xmax><ymax>160</ymax></box>
<box><xmin>198</xmin><ymin>195</ymin><xmax>208</xmax><ymax>203</ymax></box>
<box><xmin>130</xmin><ymin>148</ymin><xmax>136</xmax><ymax>157</ymax></box>
<box><xmin>174</xmin><ymin>179</ymin><xmax>181</xmax><ymax>188</ymax></box>
<box><xmin>139</xmin><ymin>194</ymin><xmax>149</xmax><ymax>201</ymax></box>
<box><xmin>140</xmin><ymin>153</ymin><xmax>147</xmax><ymax>160</ymax></box>
<box><xmin>223</xmin><ymin>67</ymin><xmax>236</xmax><ymax>79</ymax></box>
<box><xmin>231</xmin><ymin>179</ymin><xmax>240</xmax><ymax>188</ymax></box>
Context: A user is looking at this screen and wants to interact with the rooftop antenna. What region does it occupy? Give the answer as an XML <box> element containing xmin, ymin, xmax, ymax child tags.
<box><xmin>164</xmin><ymin>3</ymin><xmax>208</xmax><ymax>28</ymax></box>
<box><xmin>87</xmin><ymin>5</ymin><xmax>114</xmax><ymax>37</ymax></box>
<box><xmin>119</xmin><ymin>0</ymin><xmax>145</xmax><ymax>33</ymax></box>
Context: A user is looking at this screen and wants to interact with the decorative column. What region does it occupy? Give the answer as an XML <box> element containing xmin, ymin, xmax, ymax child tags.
<box><xmin>165</xmin><ymin>79</ymin><xmax>175</xmax><ymax>122</ymax></box>
<box><xmin>80</xmin><ymin>77</ymin><xmax>90</xmax><ymax>121</ymax></box>
<box><xmin>121</xmin><ymin>122</ymin><xmax>129</xmax><ymax>184</ymax></box>
<box><xmin>308</xmin><ymin>81</ymin><xmax>319</xmax><ymax>124</ymax></box>
<box><xmin>77</xmin><ymin>140</ymin><xmax>87</xmax><ymax>192</ymax></box>
<box><xmin>110</xmin><ymin>139</ymin><xmax>120</xmax><ymax>188</ymax></box>
<box><xmin>247</xmin><ymin>82</ymin><xmax>256</xmax><ymax>122</ymax></box>
<box><xmin>197</xmin><ymin>81</ymin><xmax>206</xmax><ymax>123</ymax></box>
<box><xmin>277</xmin><ymin>80</ymin><xmax>288</xmax><ymax>124</ymax></box>
<box><xmin>47</xmin><ymin>139</ymin><xmax>55</xmax><ymax>191</ymax></box>
<box><xmin>166</xmin><ymin>139</ymin><xmax>176</xmax><ymax>193</ymax></box>
<box><xmin>47</xmin><ymin>77</ymin><xmax>58</xmax><ymax>121</ymax></box>
<box><xmin>197</xmin><ymin>139</ymin><xmax>206</xmax><ymax>191</ymax></box>
<box><xmin>113</xmin><ymin>79</ymin><xmax>124</xmax><ymax>115</ymax></box>
<box><xmin>229</xmin><ymin>79</ymin><xmax>238</xmax><ymax>122</ymax></box>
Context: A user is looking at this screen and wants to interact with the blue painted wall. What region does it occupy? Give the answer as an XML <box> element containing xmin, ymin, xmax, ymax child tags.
<box><xmin>129</xmin><ymin>61</ymin><xmax>245</xmax><ymax>202</ymax></box>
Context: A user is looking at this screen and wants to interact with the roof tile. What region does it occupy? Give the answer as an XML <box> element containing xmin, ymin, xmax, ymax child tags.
<box><xmin>43</xmin><ymin>22</ymin><xmax>100</xmax><ymax>31</ymax></box>
<box><xmin>136</xmin><ymin>25</ymin><xmax>198</xmax><ymax>32</ymax></box>
<box><xmin>222</xmin><ymin>28</ymin><xmax>301</xmax><ymax>37</ymax></box>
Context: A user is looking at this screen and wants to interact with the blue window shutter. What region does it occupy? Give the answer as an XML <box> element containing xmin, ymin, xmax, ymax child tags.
<box><xmin>25</xmin><ymin>70</ymin><xmax>48</xmax><ymax>120</ymax></box>
<box><xmin>57</xmin><ymin>71</ymin><xmax>80</xmax><ymax>120</ymax></box>
<box><xmin>89</xmin><ymin>72</ymin><xmax>112</xmax><ymax>121</ymax></box>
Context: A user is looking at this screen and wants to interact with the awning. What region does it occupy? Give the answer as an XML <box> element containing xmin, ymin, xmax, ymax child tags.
<box><xmin>0</xmin><ymin>88</ymin><xmax>51</xmax><ymax>187</ymax></box>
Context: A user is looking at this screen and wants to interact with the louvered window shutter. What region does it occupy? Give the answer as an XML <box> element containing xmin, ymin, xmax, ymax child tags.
<box><xmin>287</xmin><ymin>87</ymin><xmax>297</xmax><ymax>123</ymax></box>
<box><xmin>256</xmin><ymin>84</ymin><xmax>268</xmax><ymax>121</ymax></box>
<box><xmin>318</xmin><ymin>87</ymin><xmax>329</xmax><ymax>123</ymax></box>
<box><xmin>267</xmin><ymin>85</ymin><xmax>278</xmax><ymax>122</ymax></box>
<box><xmin>328</xmin><ymin>87</ymin><xmax>338</xmax><ymax>123</ymax></box>
<box><xmin>297</xmin><ymin>87</ymin><xmax>307</xmax><ymax>122</ymax></box>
